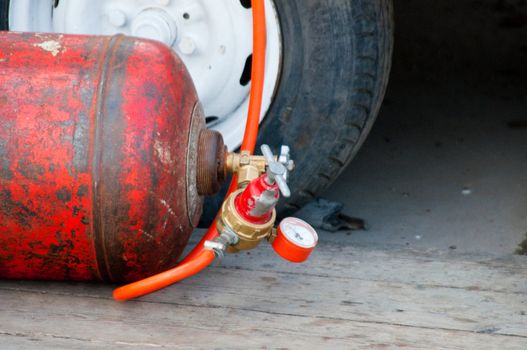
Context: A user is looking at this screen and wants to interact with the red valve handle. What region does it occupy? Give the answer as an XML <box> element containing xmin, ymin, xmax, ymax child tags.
<box><xmin>235</xmin><ymin>174</ymin><xmax>279</xmax><ymax>224</ymax></box>
<box><xmin>272</xmin><ymin>217</ymin><xmax>318</xmax><ymax>263</ymax></box>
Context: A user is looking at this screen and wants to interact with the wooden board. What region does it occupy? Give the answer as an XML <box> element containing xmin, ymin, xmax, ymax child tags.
<box><xmin>1</xmin><ymin>238</ymin><xmax>526</xmax><ymax>349</ymax></box>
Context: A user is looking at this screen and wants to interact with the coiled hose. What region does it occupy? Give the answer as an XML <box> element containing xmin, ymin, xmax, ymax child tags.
<box><xmin>113</xmin><ymin>0</ymin><xmax>267</xmax><ymax>301</ymax></box>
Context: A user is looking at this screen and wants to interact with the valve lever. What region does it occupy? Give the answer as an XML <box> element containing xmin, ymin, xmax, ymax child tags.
<box><xmin>260</xmin><ymin>144</ymin><xmax>275</xmax><ymax>164</ymax></box>
<box><xmin>260</xmin><ymin>144</ymin><xmax>291</xmax><ymax>198</ymax></box>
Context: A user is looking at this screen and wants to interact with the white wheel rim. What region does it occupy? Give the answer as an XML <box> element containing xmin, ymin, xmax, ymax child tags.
<box><xmin>9</xmin><ymin>0</ymin><xmax>282</xmax><ymax>150</ymax></box>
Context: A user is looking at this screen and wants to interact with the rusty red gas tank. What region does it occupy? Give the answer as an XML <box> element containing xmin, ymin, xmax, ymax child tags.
<box><xmin>0</xmin><ymin>32</ymin><xmax>225</xmax><ymax>282</ymax></box>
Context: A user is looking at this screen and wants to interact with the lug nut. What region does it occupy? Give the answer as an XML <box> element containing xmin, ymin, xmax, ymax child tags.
<box><xmin>179</xmin><ymin>36</ymin><xmax>197</xmax><ymax>55</ymax></box>
<box><xmin>107</xmin><ymin>9</ymin><xmax>127</xmax><ymax>28</ymax></box>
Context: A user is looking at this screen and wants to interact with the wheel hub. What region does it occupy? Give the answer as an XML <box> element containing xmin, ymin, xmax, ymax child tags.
<box><xmin>130</xmin><ymin>8</ymin><xmax>178</xmax><ymax>47</ymax></box>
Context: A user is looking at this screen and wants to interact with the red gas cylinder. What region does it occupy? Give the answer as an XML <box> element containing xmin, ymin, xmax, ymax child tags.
<box><xmin>0</xmin><ymin>32</ymin><xmax>226</xmax><ymax>282</ymax></box>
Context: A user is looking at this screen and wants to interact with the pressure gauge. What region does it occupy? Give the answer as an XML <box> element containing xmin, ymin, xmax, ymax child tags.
<box><xmin>272</xmin><ymin>217</ymin><xmax>318</xmax><ymax>263</ymax></box>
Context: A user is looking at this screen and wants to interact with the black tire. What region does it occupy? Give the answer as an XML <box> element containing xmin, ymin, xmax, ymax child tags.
<box><xmin>0</xmin><ymin>0</ymin><xmax>8</xmax><ymax>30</ymax></box>
<box><xmin>200</xmin><ymin>0</ymin><xmax>393</xmax><ymax>225</ymax></box>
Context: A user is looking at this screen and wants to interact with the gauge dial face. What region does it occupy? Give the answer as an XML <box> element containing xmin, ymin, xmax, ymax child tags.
<box><xmin>279</xmin><ymin>218</ymin><xmax>318</xmax><ymax>248</ymax></box>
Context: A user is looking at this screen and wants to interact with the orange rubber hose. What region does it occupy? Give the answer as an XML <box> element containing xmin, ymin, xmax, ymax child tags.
<box><xmin>112</xmin><ymin>0</ymin><xmax>267</xmax><ymax>301</ymax></box>
<box><xmin>240</xmin><ymin>0</ymin><xmax>267</xmax><ymax>154</ymax></box>
<box><xmin>113</xmin><ymin>250</ymin><xmax>215</xmax><ymax>301</ymax></box>
<box><xmin>177</xmin><ymin>0</ymin><xmax>267</xmax><ymax>264</ymax></box>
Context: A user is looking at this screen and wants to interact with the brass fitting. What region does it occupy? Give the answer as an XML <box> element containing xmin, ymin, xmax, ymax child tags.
<box><xmin>217</xmin><ymin>145</ymin><xmax>294</xmax><ymax>254</ymax></box>
<box><xmin>225</xmin><ymin>151</ymin><xmax>270</xmax><ymax>188</ymax></box>
<box><xmin>216</xmin><ymin>189</ymin><xmax>276</xmax><ymax>253</ymax></box>
<box><xmin>225</xmin><ymin>151</ymin><xmax>268</xmax><ymax>174</ymax></box>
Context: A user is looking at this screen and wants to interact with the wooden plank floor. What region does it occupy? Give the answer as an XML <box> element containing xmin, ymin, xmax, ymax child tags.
<box><xmin>1</xmin><ymin>237</ymin><xmax>526</xmax><ymax>349</ymax></box>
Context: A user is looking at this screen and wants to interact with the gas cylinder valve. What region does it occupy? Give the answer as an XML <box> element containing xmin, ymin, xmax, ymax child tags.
<box><xmin>261</xmin><ymin>144</ymin><xmax>291</xmax><ymax>198</ymax></box>
<box><xmin>215</xmin><ymin>144</ymin><xmax>317</xmax><ymax>262</ymax></box>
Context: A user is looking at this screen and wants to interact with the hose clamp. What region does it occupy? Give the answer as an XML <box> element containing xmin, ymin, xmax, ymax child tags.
<box><xmin>204</xmin><ymin>227</ymin><xmax>240</xmax><ymax>258</ymax></box>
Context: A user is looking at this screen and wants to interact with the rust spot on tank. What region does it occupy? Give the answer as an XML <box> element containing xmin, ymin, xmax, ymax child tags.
<box><xmin>143</xmin><ymin>81</ymin><xmax>159</xmax><ymax>99</ymax></box>
<box><xmin>16</xmin><ymin>160</ymin><xmax>45</xmax><ymax>181</ymax></box>
<box><xmin>0</xmin><ymin>188</ymin><xmax>38</xmax><ymax>228</ymax></box>
<box><xmin>0</xmin><ymin>140</ymin><xmax>13</xmax><ymax>180</ymax></box>
<box><xmin>77</xmin><ymin>185</ymin><xmax>88</xmax><ymax>197</ymax></box>
<box><xmin>27</xmin><ymin>241</ymin><xmax>44</xmax><ymax>249</ymax></box>
<box><xmin>56</xmin><ymin>187</ymin><xmax>72</xmax><ymax>203</ymax></box>
<box><xmin>49</xmin><ymin>241</ymin><xmax>73</xmax><ymax>255</ymax></box>
<box><xmin>72</xmin><ymin>206</ymin><xmax>81</xmax><ymax>216</ymax></box>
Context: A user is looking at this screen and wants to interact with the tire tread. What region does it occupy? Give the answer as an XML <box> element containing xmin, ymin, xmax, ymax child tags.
<box><xmin>273</xmin><ymin>0</ymin><xmax>394</xmax><ymax>215</ymax></box>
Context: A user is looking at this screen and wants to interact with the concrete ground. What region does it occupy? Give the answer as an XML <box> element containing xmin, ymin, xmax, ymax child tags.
<box><xmin>324</xmin><ymin>0</ymin><xmax>527</xmax><ymax>255</ymax></box>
